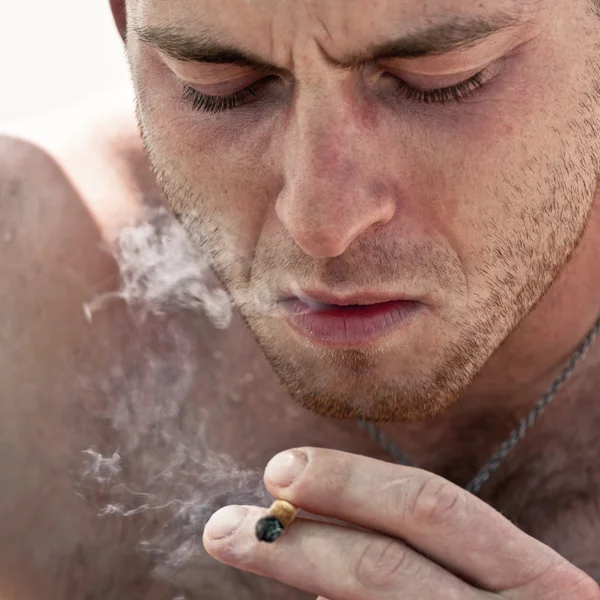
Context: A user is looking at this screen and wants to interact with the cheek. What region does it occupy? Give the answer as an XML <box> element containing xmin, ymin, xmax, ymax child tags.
<box><xmin>406</xmin><ymin>106</ymin><xmax>543</xmax><ymax>294</ymax></box>
<box><xmin>133</xmin><ymin>48</ymin><xmax>280</xmax><ymax>251</ymax></box>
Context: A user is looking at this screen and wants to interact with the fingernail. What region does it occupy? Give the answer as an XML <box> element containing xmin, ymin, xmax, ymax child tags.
<box><xmin>265</xmin><ymin>450</ymin><xmax>308</xmax><ymax>488</ymax></box>
<box><xmin>205</xmin><ymin>506</ymin><xmax>248</xmax><ymax>540</ymax></box>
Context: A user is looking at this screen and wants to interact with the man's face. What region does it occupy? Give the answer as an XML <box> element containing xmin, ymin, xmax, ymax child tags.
<box><xmin>126</xmin><ymin>0</ymin><xmax>600</xmax><ymax>421</ymax></box>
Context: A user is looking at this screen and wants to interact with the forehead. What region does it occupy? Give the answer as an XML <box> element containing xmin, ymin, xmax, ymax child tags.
<box><xmin>133</xmin><ymin>0</ymin><xmax>534</xmax><ymax>49</ymax></box>
<box><xmin>137</xmin><ymin>0</ymin><xmax>525</xmax><ymax>19</ymax></box>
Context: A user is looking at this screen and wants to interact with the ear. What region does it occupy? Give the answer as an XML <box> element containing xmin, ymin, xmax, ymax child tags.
<box><xmin>109</xmin><ymin>0</ymin><xmax>127</xmax><ymax>41</ymax></box>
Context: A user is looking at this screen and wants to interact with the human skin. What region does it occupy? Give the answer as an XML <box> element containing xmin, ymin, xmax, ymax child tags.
<box><xmin>0</xmin><ymin>0</ymin><xmax>599</xmax><ymax>598</ymax></box>
<box><xmin>0</xmin><ymin>112</ymin><xmax>326</xmax><ymax>600</ymax></box>
<box><xmin>104</xmin><ymin>0</ymin><xmax>600</xmax><ymax>596</ymax></box>
<box><xmin>203</xmin><ymin>447</ymin><xmax>600</xmax><ymax>598</ymax></box>
<box><xmin>114</xmin><ymin>0</ymin><xmax>600</xmax><ymax>426</ymax></box>
<box><xmin>3</xmin><ymin>119</ymin><xmax>596</xmax><ymax>598</ymax></box>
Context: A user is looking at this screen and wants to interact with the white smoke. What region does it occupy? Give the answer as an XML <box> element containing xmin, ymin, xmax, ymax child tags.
<box><xmin>78</xmin><ymin>207</ymin><xmax>272</xmax><ymax>592</ymax></box>
<box><xmin>83</xmin><ymin>207</ymin><xmax>232</xmax><ymax>328</ymax></box>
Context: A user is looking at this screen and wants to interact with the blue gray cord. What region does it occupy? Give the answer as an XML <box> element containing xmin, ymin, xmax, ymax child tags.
<box><xmin>359</xmin><ymin>314</ymin><xmax>600</xmax><ymax>496</ymax></box>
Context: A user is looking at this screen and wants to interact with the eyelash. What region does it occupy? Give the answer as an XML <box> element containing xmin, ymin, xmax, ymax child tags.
<box><xmin>181</xmin><ymin>71</ymin><xmax>487</xmax><ymax>115</ymax></box>
<box><xmin>181</xmin><ymin>77</ymin><xmax>275</xmax><ymax>114</ymax></box>
<box><xmin>395</xmin><ymin>71</ymin><xmax>486</xmax><ymax>104</ymax></box>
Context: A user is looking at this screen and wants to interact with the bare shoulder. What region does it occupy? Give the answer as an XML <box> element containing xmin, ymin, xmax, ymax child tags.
<box><xmin>0</xmin><ymin>99</ymin><xmax>302</xmax><ymax>600</ymax></box>
<box><xmin>0</xmin><ymin>105</ymin><xmax>181</xmax><ymax>598</ymax></box>
<box><xmin>0</xmin><ymin>86</ymin><xmax>164</xmax><ymax>365</ymax></box>
<box><xmin>0</xmin><ymin>87</ymin><xmax>151</xmax><ymax>273</ymax></box>
<box><xmin>0</xmin><ymin>130</ymin><xmax>116</xmax><ymax>380</ymax></box>
<box><xmin>0</xmin><ymin>103</ymin><xmax>145</xmax><ymax>385</ymax></box>
<box><xmin>0</xmin><ymin>131</ymin><xmax>112</xmax><ymax>287</ymax></box>
<box><xmin>0</xmin><ymin>131</ymin><xmax>112</xmax><ymax>415</ymax></box>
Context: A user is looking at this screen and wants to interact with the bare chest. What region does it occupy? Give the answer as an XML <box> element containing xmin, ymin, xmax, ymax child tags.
<box><xmin>200</xmin><ymin>338</ymin><xmax>600</xmax><ymax>586</ymax></box>
<box><xmin>84</xmin><ymin>312</ymin><xmax>600</xmax><ymax>598</ymax></box>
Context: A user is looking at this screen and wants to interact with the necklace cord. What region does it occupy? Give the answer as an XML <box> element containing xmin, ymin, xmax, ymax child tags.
<box><xmin>359</xmin><ymin>315</ymin><xmax>600</xmax><ymax>496</ymax></box>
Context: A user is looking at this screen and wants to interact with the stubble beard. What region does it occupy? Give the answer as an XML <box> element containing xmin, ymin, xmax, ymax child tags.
<box><xmin>135</xmin><ymin>66</ymin><xmax>600</xmax><ymax>424</ymax></box>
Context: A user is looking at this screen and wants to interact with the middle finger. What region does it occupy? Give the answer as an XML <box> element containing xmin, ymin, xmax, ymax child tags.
<box><xmin>203</xmin><ymin>505</ymin><xmax>488</xmax><ymax>600</ymax></box>
<box><xmin>262</xmin><ymin>447</ymin><xmax>558</xmax><ymax>591</ymax></box>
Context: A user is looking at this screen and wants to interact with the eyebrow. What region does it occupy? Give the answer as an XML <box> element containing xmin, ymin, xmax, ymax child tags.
<box><xmin>134</xmin><ymin>11</ymin><xmax>527</xmax><ymax>72</ymax></box>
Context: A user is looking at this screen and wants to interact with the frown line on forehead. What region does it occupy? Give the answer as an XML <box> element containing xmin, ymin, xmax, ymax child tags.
<box><xmin>132</xmin><ymin>2</ymin><xmax>537</xmax><ymax>72</ymax></box>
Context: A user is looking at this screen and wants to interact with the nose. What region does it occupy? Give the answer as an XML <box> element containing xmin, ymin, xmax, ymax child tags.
<box><xmin>275</xmin><ymin>94</ymin><xmax>396</xmax><ymax>258</ymax></box>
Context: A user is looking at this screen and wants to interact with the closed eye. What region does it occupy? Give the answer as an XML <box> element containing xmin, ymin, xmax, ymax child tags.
<box><xmin>392</xmin><ymin>71</ymin><xmax>487</xmax><ymax>104</ymax></box>
<box><xmin>180</xmin><ymin>69</ymin><xmax>490</xmax><ymax>114</ymax></box>
<box><xmin>181</xmin><ymin>75</ymin><xmax>278</xmax><ymax>114</ymax></box>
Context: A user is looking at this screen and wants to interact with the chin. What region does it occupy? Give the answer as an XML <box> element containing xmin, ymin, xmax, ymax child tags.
<box><xmin>243</xmin><ymin>318</ymin><xmax>470</xmax><ymax>423</ymax></box>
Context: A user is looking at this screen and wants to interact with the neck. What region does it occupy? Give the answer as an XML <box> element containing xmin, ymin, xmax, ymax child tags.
<box><xmin>382</xmin><ymin>205</ymin><xmax>600</xmax><ymax>484</ymax></box>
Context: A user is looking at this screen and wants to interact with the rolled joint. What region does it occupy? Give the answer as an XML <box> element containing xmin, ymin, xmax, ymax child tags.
<box><xmin>255</xmin><ymin>500</ymin><xmax>298</xmax><ymax>543</ymax></box>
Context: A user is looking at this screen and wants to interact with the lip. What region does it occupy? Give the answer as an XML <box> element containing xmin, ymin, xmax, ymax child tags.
<box><xmin>278</xmin><ymin>294</ymin><xmax>425</xmax><ymax>347</ymax></box>
<box><xmin>281</xmin><ymin>289</ymin><xmax>418</xmax><ymax>306</ymax></box>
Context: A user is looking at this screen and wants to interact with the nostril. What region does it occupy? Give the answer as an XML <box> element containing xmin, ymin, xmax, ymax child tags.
<box><xmin>275</xmin><ymin>174</ymin><xmax>397</xmax><ymax>257</ymax></box>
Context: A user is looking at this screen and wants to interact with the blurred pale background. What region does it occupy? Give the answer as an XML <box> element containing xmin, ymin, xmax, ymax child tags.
<box><xmin>0</xmin><ymin>1</ymin><xmax>130</xmax><ymax>122</ymax></box>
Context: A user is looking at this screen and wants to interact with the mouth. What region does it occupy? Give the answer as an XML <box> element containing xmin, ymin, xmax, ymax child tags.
<box><xmin>277</xmin><ymin>290</ymin><xmax>425</xmax><ymax>347</ymax></box>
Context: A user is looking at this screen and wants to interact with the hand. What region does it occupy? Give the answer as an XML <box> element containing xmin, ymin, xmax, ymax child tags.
<box><xmin>203</xmin><ymin>448</ymin><xmax>599</xmax><ymax>599</ymax></box>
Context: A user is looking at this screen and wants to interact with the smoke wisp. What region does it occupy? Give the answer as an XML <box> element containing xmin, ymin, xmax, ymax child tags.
<box><xmin>78</xmin><ymin>207</ymin><xmax>271</xmax><ymax>591</ymax></box>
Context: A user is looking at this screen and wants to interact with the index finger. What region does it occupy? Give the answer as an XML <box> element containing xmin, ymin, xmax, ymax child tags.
<box><xmin>263</xmin><ymin>448</ymin><xmax>565</xmax><ymax>592</ymax></box>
